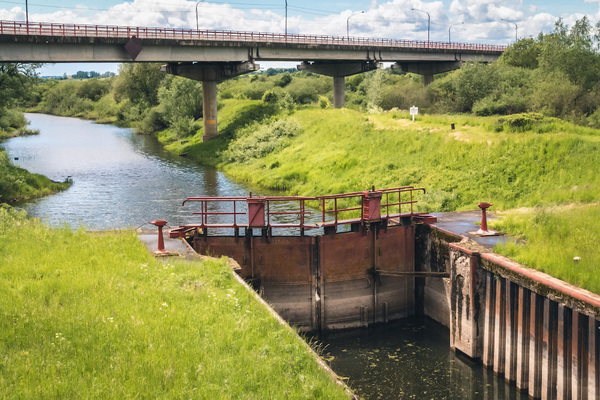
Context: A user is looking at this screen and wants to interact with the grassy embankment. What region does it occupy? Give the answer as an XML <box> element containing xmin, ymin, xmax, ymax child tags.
<box><xmin>0</xmin><ymin>120</ymin><xmax>71</xmax><ymax>203</ymax></box>
<box><xmin>164</xmin><ymin>105</ymin><xmax>600</xmax><ymax>294</ymax></box>
<box><xmin>0</xmin><ymin>206</ymin><xmax>349</xmax><ymax>398</ymax></box>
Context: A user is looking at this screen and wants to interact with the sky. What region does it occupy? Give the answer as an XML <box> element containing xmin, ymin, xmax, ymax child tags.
<box><xmin>0</xmin><ymin>0</ymin><xmax>599</xmax><ymax>75</ymax></box>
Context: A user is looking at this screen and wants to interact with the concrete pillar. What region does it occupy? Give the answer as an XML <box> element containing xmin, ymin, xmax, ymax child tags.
<box><xmin>504</xmin><ymin>281</ymin><xmax>518</xmax><ymax>383</ymax></box>
<box><xmin>483</xmin><ymin>271</ymin><xmax>495</xmax><ymax>367</ymax></box>
<box><xmin>333</xmin><ymin>76</ymin><xmax>345</xmax><ymax>108</ymax></box>
<box><xmin>516</xmin><ymin>286</ymin><xmax>530</xmax><ymax>390</ymax></box>
<box><xmin>423</xmin><ymin>74</ymin><xmax>434</xmax><ymax>86</ymax></box>
<box><xmin>493</xmin><ymin>277</ymin><xmax>506</xmax><ymax>375</ymax></box>
<box><xmin>571</xmin><ymin>311</ymin><xmax>582</xmax><ymax>400</ymax></box>
<box><xmin>541</xmin><ymin>298</ymin><xmax>557</xmax><ymax>400</ymax></box>
<box><xmin>202</xmin><ymin>80</ymin><xmax>218</xmax><ymax>141</ymax></box>
<box><xmin>297</xmin><ymin>61</ymin><xmax>378</xmax><ymax>108</ymax></box>
<box><xmin>557</xmin><ymin>304</ymin><xmax>571</xmax><ymax>400</ymax></box>
<box><xmin>529</xmin><ymin>292</ymin><xmax>544</xmax><ymax>399</ymax></box>
<box><xmin>161</xmin><ymin>61</ymin><xmax>259</xmax><ymax>141</ymax></box>
<box><xmin>588</xmin><ymin>317</ymin><xmax>598</xmax><ymax>400</ymax></box>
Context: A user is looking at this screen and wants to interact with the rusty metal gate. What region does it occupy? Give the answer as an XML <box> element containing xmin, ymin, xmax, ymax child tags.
<box><xmin>174</xmin><ymin>187</ymin><xmax>436</xmax><ymax>332</ymax></box>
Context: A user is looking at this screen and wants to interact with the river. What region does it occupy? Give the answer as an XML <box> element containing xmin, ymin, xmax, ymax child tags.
<box><xmin>3</xmin><ymin>113</ymin><xmax>526</xmax><ymax>399</ymax></box>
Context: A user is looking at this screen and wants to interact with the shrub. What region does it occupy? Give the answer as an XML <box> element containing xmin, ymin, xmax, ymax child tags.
<box><xmin>262</xmin><ymin>90</ymin><xmax>279</xmax><ymax>104</ymax></box>
<box><xmin>223</xmin><ymin>119</ymin><xmax>302</xmax><ymax>162</ymax></box>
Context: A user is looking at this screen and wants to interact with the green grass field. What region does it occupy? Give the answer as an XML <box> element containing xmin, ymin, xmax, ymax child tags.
<box><xmin>0</xmin><ymin>206</ymin><xmax>349</xmax><ymax>399</ymax></box>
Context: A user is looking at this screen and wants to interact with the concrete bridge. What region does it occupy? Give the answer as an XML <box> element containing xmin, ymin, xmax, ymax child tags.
<box><xmin>0</xmin><ymin>20</ymin><xmax>505</xmax><ymax>140</ymax></box>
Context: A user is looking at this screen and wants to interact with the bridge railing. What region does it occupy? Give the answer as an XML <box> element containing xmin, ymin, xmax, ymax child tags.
<box><xmin>0</xmin><ymin>20</ymin><xmax>507</xmax><ymax>52</ymax></box>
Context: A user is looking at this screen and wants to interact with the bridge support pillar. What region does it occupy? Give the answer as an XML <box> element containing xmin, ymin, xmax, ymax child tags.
<box><xmin>202</xmin><ymin>81</ymin><xmax>218</xmax><ymax>141</ymax></box>
<box><xmin>298</xmin><ymin>61</ymin><xmax>378</xmax><ymax>108</ymax></box>
<box><xmin>392</xmin><ymin>61</ymin><xmax>461</xmax><ymax>86</ymax></box>
<box><xmin>161</xmin><ymin>61</ymin><xmax>259</xmax><ymax>141</ymax></box>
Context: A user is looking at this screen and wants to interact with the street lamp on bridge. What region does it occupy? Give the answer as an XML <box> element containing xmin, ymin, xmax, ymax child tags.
<box><xmin>448</xmin><ymin>21</ymin><xmax>463</xmax><ymax>43</ymax></box>
<box><xmin>25</xmin><ymin>0</ymin><xmax>29</xmax><ymax>34</ymax></box>
<box><xmin>501</xmin><ymin>18</ymin><xmax>518</xmax><ymax>42</ymax></box>
<box><xmin>411</xmin><ymin>8</ymin><xmax>430</xmax><ymax>45</ymax></box>
<box><xmin>347</xmin><ymin>11</ymin><xmax>364</xmax><ymax>38</ymax></box>
<box><xmin>195</xmin><ymin>0</ymin><xmax>202</xmax><ymax>31</ymax></box>
<box><xmin>285</xmin><ymin>0</ymin><xmax>288</xmax><ymax>37</ymax></box>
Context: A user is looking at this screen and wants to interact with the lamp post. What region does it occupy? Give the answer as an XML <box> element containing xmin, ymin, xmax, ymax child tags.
<box><xmin>195</xmin><ymin>0</ymin><xmax>202</xmax><ymax>31</ymax></box>
<box><xmin>501</xmin><ymin>18</ymin><xmax>518</xmax><ymax>42</ymax></box>
<box><xmin>346</xmin><ymin>11</ymin><xmax>364</xmax><ymax>38</ymax></box>
<box><xmin>411</xmin><ymin>8</ymin><xmax>430</xmax><ymax>45</ymax></box>
<box><xmin>25</xmin><ymin>0</ymin><xmax>29</xmax><ymax>34</ymax></box>
<box><xmin>285</xmin><ymin>0</ymin><xmax>288</xmax><ymax>37</ymax></box>
<box><xmin>448</xmin><ymin>21</ymin><xmax>463</xmax><ymax>43</ymax></box>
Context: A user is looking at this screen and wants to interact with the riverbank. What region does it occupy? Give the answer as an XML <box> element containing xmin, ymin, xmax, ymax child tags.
<box><xmin>0</xmin><ymin>206</ymin><xmax>350</xmax><ymax>398</ymax></box>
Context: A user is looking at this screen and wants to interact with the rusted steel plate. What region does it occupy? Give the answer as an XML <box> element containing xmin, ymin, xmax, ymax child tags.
<box><xmin>193</xmin><ymin>236</ymin><xmax>248</xmax><ymax>272</ymax></box>
<box><xmin>252</xmin><ymin>236</ymin><xmax>314</xmax><ymax>283</ymax></box>
<box><xmin>320</xmin><ymin>230</ymin><xmax>371</xmax><ymax>282</ymax></box>
<box><xmin>378</xmin><ymin>225</ymin><xmax>414</xmax><ymax>273</ymax></box>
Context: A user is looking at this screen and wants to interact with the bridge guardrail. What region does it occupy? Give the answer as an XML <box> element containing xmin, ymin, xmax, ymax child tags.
<box><xmin>0</xmin><ymin>20</ymin><xmax>507</xmax><ymax>52</ymax></box>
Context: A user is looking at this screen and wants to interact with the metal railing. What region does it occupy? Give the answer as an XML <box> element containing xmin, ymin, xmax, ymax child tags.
<box><xmin>316</xmin><ymin>186</ymin><xmax>425</xmax><ymax>228</ymax></box>
<box><xmin>0</xmin><ymin>20</ymin><xmax>507</xmax><ymax>53</ymax></box>
<box><xmin>180</xmin><ymin>186</ymin><xmax>427</xmax><ymax>232</ymax></box>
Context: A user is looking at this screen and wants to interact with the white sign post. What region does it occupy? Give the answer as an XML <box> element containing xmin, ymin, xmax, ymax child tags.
<box><xmin>410</xmin><ymin>106</ymin><xmax>418</xmax><ymax>122</ymax></box>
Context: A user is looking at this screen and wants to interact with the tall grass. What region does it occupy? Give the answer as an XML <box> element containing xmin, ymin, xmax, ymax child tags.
<box><xmin>491</xmin><ymin>205</ymin><xmax>600</xmax><ymax>294</ymax></box>
<box><xmin>0</xmin><ymin>206</ymin><xmax>349</xmax><ymax>399</ymax></box>
<box><xmin>208</xmin><ymin>108</ymin><xmax>600</xmax><ymax>212</ymax></box>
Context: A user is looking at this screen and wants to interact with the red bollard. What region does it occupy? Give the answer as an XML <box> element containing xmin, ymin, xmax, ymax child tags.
<box><xmin>477</xmin><ymin>202</ymin><xmax>492</xmax><ymax>234</ymax></box>
<box><xmin>149</xmin><ymin>219</ymin><xmax>169</xmax><ymax>255</ymax></box>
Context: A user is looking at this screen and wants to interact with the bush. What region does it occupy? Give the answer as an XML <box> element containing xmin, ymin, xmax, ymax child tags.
<box><xmin>262</xmin><ymin>90</ymin><xmax>279</xmax><ymax>104</ymax></box>
<box><xmin>318</xmin><ymin>96</ymin><xmax>330</xmax><ymax>109</ymax></box>
<box><xmin>171</xmin><ymin>116</ymin><xmax>198</xmax><ymax>138</ymax></box>
<box><xmin>223</xmin><ymin>119</ymin><xmax>302</xmax><ymax>162</ymax></box>
<box><xmin>137</xmin><ymin>108</ymin><xmax>168</xmax><ymax>134</ymax></box>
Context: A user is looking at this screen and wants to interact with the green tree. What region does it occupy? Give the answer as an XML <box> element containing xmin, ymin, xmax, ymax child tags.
<box><xmin>113</xmin><ymin>63</ymin><xmax>166</xmax><ymax>107</ymax></box>
<box><xmin>157</xmin><ymin>76</ymin><xmax>203</xmax><ymax>123</ymax></box>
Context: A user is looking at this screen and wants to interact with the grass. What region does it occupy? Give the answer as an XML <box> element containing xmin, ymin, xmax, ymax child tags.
<box><xmin>0</xmin><ymin>206</ymin><xmax>350</xmax><ymax>399</ymax></box>
<box><xmin>490</xmin><ymin>205</ymin><xmax>600</xmax><ymax>295</ymax></box>
<box><xmin>184</xmin><ymin>107</ymin><xmax>600</xmax><ymax>213</ymax></box>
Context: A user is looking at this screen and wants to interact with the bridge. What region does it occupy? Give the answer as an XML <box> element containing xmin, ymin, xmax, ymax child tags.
<box><xmin>0</xmin><ymin>20</ymin><xmax>506</xmax><ymax>140</ymax></box>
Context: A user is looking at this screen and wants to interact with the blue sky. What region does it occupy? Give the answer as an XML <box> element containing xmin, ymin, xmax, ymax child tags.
<box><xmin>0</xmin><ymin>0</ymin><xmax>599</xmax><ymax>75</ymax></box>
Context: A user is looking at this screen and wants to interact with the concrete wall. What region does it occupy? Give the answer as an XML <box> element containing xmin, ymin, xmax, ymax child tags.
<box><xmin>415</xmin><ymin>224</ymin><xmax>462</xmax><ymax>327</ymax></box>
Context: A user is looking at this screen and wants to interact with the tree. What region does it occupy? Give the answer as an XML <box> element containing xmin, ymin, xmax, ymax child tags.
<box><xmin>157</xmin><ymin>76</ymin><xmax>203</xmax><ymax>123</ymax></box>
<box><xmin>112</xmin><ymin>63</ymin><xmax>166</xmax><ymax>107</ymax></box>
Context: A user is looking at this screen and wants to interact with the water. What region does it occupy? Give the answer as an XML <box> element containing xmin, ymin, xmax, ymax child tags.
<box><xmin>3</xmin><ymin>113</ymin><xmax>525</xmax><ymax>399</ymax></box>
<box><xmin>319</xmin><ymin>316</ymin><xmax>528</xmax><ymax>400</ymax></box>
<box><xmin>5</xmin><ymin>113</ymin><xmax>252</xmax><ymax>230</ymax></box>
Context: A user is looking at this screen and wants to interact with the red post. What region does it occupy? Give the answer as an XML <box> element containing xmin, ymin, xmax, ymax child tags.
<box><xmin>150</xmin><ymin>219</ymin><xmax>169</xmax><ymax>255</ymax></box>
<box><xmin>478</xmin><ymin>202</ymin><xmax>492</xmax><ymax>233</ymax></box>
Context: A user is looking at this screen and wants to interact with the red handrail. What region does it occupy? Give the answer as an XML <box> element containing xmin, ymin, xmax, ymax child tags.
<box><xmin>180</xmin><ymin>186</ymin><xmax>428</xmax><ymax>231</ymax></box>
<box><xmin>0</xmin><ymin>20</ymin><xmax>508</xmax><ymax>52</ymax></box>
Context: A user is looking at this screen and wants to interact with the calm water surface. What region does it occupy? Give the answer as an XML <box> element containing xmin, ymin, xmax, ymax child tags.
<box><xmin>3</xmin><ymin>114</ymin><xmax>526</xmax><ymax>399</ymax></box>
<box><xmin>6</xmin><ymin>113</ymin><xmax>251</xmax><ymax>229</ymax></box>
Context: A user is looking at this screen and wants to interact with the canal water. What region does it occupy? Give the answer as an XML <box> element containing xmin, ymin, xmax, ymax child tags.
<box><xmin>3</xmin><ymin>113</ymin><xmax>527</xmax><ymax>399</ymax></box>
